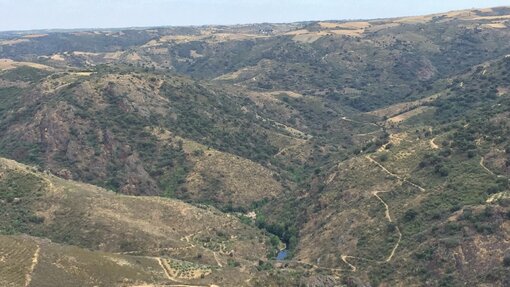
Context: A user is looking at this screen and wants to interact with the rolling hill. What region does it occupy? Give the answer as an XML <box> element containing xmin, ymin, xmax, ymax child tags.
<box><xmin>1</xmin><ymin>6</ymin><xmax>510</xmax><ymax>287</ymax></box>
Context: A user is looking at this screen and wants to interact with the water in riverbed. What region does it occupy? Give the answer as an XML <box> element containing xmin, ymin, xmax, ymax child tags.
<box><xmin>276</xmin><ymin>249</ymin><xmax>288</xmax><ymax>260</ymax></box>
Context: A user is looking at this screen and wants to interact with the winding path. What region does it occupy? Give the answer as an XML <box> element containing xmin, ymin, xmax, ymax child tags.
<box><xmin>158</xmin><ymin>257</ymin><xmax>191</xmax><ymax>284</ymax></box>
<box><xmin>338</xmin><ymin>190</ymin><xmax>403</xmax><ymax>272</ymax></box>
<box><xmin>313</xmin><ymin>153</ymin><xmax>424</xmax><ymax>273</ymax></box>
<box><xmin>479</xmin><ymin>156</ymin><xmax>510</xmax><ymax>203</ymax></box>
<box><xmin>365</xmin><ymin>156</ymin><xmax>426</xmax><ymax>192</ymax></box>
<box><xmin>341</xmin><ymin>255</ymin><xmax>357</xmax><ymax>272</ymax></box>
<box><xmin>24</xmin><ymin>244</ymin><xmax>40</xmax><ymax>287</ymax></box>
<box><xmin>372</xmin><ymin>191</ymin><xmax>402</xmax><ymax>262</ymax></box>
<box><xmin>480</xmin><ymin>157</ymin><xmax>495</xmax><ymax>176</ymax></box>
<box><xmin>213</xmin><ymin>252</ymin><xmax>223</xmax><ymax>267</ymax></box>
<box><xmin>339</xmin><ymin>155</ymin><xmax>426</xmax><ymax>271</ymax></box>
<box><xmin>479</xmin><ymin>156</ymin><xmax>505</xmax><ymax>178</ymax></box>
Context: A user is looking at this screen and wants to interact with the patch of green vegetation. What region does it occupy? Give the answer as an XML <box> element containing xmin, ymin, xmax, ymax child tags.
<box><xmin>160</xmin><ymin>166</ymin><xmax>188</xmax><ymax>198</ymax></box>
<box><xmin>0</xmin><ymin>87</ymin><xmax>22</xmax><ymax>118</ymax></box>
<box><xmin>0</xmin><ymin>170</ymin><xmax>45</xmax><ymax>235</ymax></box>
<box><xmin>160</xmin><ymin>81</ymin><xmax>279</xmax><ymax>164</ymax></box>
<box><xmin>0</xmin><ymin>66</ymin><xmax>49</xmax><ymax>82</ymax></box>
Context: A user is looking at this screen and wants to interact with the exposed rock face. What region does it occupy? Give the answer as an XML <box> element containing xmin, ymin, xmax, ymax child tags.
<box><xmin>0</xmin><ymin>73</ymin><xmax>285</xmax><ymax>202</ymax></box>
<box><xmin>2</xmin><ymin>78</ymin><xmax>163</xmax><ymax>195</ymax></box>
<box><xmin>416</xmin><ymin>57</ymin><xmax>437</xmax><ymax>81</ymax></box>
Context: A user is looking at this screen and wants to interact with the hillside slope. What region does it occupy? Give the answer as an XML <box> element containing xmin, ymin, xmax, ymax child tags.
<box><xmin>1</xmin><ymin>6</ymin><xmax>510</xmax><ymax>287</ymax></box>
<box><xmin>0</xmin><ymin>156</ymin><xmax>313</xmax><ymax>286</ymax></box>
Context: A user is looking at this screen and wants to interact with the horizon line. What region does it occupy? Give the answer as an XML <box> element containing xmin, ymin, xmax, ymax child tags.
<box><xmin>0</xmin><ymin>5</ymin><xmax>507</xmax><ymax>34</ymax></box>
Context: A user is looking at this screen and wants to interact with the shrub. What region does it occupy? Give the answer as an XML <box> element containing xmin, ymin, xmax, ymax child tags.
<box><xmin>227</xmin><ymin>259</ymin><xmax>241</xmax><ymax>267</ymax></box>
<box><xmin>386</xmin><ymin>222</ymin><xmax>397</xmax><ymax>232</ymax></box>
<box><xmin>503</xmin><ymin>254</ymin><xmax>510</xmax><ymax>267</ymax></box>
<box><xmin>404</xmin><ymin>209</ymin><xmax>418</xmax><ymax>221</ymax></box>
<box><xmin>28</xmin><ymin>215</ymin><xmax>45</xmax><ymax>224</ymax></box>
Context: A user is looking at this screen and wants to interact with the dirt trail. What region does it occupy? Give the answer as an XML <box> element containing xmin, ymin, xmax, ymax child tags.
<box><xmin>119</xmin><ymin>245</ymin><xmax>195</xmax><ymax>255</ymax></box>
<box><xmin>325</xmin><ymin>172</ymin><xmax>338</xmax><ymax>186</ymax></box>
<box><xmin>339</xmin><ymin>190</ymin><xmax>402</xmax><ymax>271</ymax></box>
<box><xmin>320</xmin><ymin>155</ymin><xmax>414</xmax><ymax>272</ymax></box>
<box><xmin>180</xmin><ymin>229</ymin><xmax>208</xmax><ymax>247</ymax></box>
<box><xmin>487</xmin><ymin>191</ymin><xmax>510</xmax><ymax>203</ymax></box>
<box><xmin>480</xmin><ymin>156</ymin><xmax>510</xmax><ymax>203</ymax></box>
<box><xmin>373</xmin><ymin>191</ymin><xmax>392</xmax><ymax>222</ymax></box>
<box><xmin>275</xmin><ymin>139</ymin><xmax>308</xmax><ymax>157</ymax></box>
<box><xmin>335</xmin><ymin>154</ymin><xmax>420</xmax><ymax>269</ymax></box>
<box><xmin>325</xmin><ymin>162</ymin><xmax>342</xmax><ymax>186</ymax></box>
<box><xmin>365</xmin><ymin>156</ymin><xmax>426</xmax><ymax>192</ymax></box>
<box><xmin>430</xmin><ymin>137</ymin><xmax>439</xmax><ymax>149</ymax></box>
<box><xmin>480</xmin><ymin>157</ymin><xmax>495</xmax><ymax>176</ymax></box>
<box><xmin>157</xmin><ymin>258</ymin><xmax>183</xmax><ymax>283</ymax></box>
<box><xmin>213</xmin><ymin>252</ymin><xmax>223</xmax><ymax>267</ymax></box>
<box><xmin>156</xmin><ymin>257</ymin><xmax>221</xmax><ymax>287</ymax></box>
<box><xmin>355</xmin><ymin>130</ymin><xmax>381</xmax><ymax>137</ymax></box>
<box><xmin>341</xmin><ymin>116</ymin><xmax>380</xmax><ymax>127</ymax></box>
<box><xmin>372</xmin><ymin>191</ymin><xmax>402</xmax><ymax>262</ymax></box>
<box><xmin>24</xmin><ymin>244</ymin><xmax>40</xmax><ymax>287</ymax></box>
<box><xmin>479</xmin><ymin>156</ymin><xmax>504</xmax><ymax>178</ymax></box>
<box><xmin>341</xmin><ymin>255</ymin><xmax>357</xmax><ymax>272</ymax></box>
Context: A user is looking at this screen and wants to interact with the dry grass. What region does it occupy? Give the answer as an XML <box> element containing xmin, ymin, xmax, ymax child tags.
<box><xmin>185</xmin><ymin>147</ymin><xmax>283</xmax><ymax>205</ymax></box>
<box><xmin>472</xmin><ymin>15</ymin><xmax>510</xmax><ymax>21</ymax></box>
<box><xmin>69</xmin><ymin>72</ymin><xmax>93</xmax><ymax>76</ymax></box>
<box><xmin>394</xmin><ymin>15</ymin><xmax>435</xmax><ymax>24</ymax></box>
<box><xmin>287</xmin><ymin>26</ymin><xmax>367</xmax><ymax>43</ymax></box>
<box><xmin>0</xmin><ymin>59</ymin><xmax>54</xmax><ymax>71</ymax></box>
<box><xmin>0</xmin><ymin>156</ymin><xmax>270</xmax><ymax>265</ymax></box>
<box><xmin>0</xmin><ymin>236</ymin><xmax>38</xmax><ymax>287</ymax></box>
<box><xmin>321</xmin><ymin>21</ymin><xmax>370</xmax><ymax>29</ymax></box>
<box><xmin>0</xmin><ymin>155</ymin><xmax>276</xmax><ymax>285</ymax></box>
<box><xmin>486</xmin><ymin>191</ymin><xmax>510</xmax><ymax>203</ymax></box>
<box><xmin>367</xmin><ymin>93</ymin><xmax>440</xmax><ymax>118</ymax></box>
<box><xmin>289</xmin><ymin>21</ymin><xmax>370</xmax><ymax>42</ymax></box>
<box><xmin>149</xmin><ymin>127</ymin><xmax>284</xmax><ymax>206</ymax></box>
<box><xmin>39</xmin><ymin>73</ymin><xmax>98</xmax><ymax>94</ymax></box>
<box><xmin>158</xmin><ymin>31</ymin><xmax>268</xmax><ymax>44</ymax></box>
<box><xmin>104</xmin><ymin>51</ymin><xmax>124</xmax><ymax>60</ymax></box>
<box><xmin>22</xmin><ymin>34</ymin><xmax>47</xmax><ymax>39</ymax></box>
<box><xmin>213</xmin><ymin>60</ymin><xmax>273</xmax><ymax>81</ymax></box>
<box><xmin>72</xmin><ymin>51</ymin><xmax>100</xmax><ymax>56</ymax></box>
<box><xmin>497</xmin><ymin>87</ymin><xmax>509</xmax><ymax>96</ymax></box>
<box><xmin>30</xmin><ymin>237</ymin><xmax>167</xmax><ymax>287</ymax></box>
<box><xmin>377</xmin><ymin>132</ymin><xmax>407</xmax><ymax>152</ymax></box>
<box><xmin>264</xmin><ymin>90</ymin><xmax>304</xmax><ymax>99</ymax></box>
<box><xmin>0</xmin><ymin>39</ymin><xmax>30</xmax><ymax>46</ymax></box>
<box><xmin>181</xmin><ymin>133</ymin><xmax>283</xmax><ymax>205</ymax></box>
<box><xmin>387</xmin><ymin>106</ymin><xmax>435</xmax><ymax>123</ymax></box>
<box><xmin>318</xmin><ymin>22</ymin><xmax>341</xmax><ymax>29</ymax></box>
<box><xmin>481</xmin><ymin>22</ymin><xmax>508</xmax><ymax>29</ymax></box>
<box><xmin>126</xmin><ymin>52</ymin><xmax>142</xmax><ymax>61</ymax></box>
<box><xmin>49</xmin><ymin>54</ymin><xmax>65</xmax><ymax>61</ymax></box>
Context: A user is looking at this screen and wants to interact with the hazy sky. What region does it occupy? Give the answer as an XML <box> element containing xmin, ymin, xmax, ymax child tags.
<box><xmin>1</xmin><ymin>0</ymin><xmax>510</xmax><ymax>31</ymax></box>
